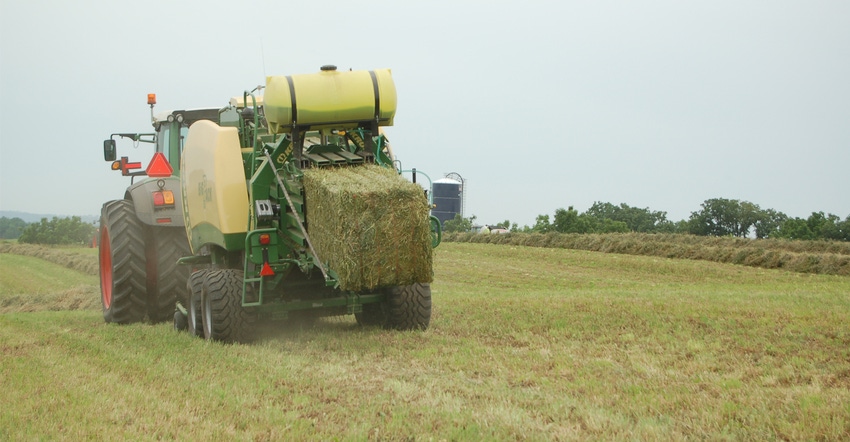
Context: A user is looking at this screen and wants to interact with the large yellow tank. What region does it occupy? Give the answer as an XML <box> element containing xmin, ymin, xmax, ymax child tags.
<box><xmin>264</xmin><ymin>67</ymin><xmax>396</xmax><ymax>134</ymax></box>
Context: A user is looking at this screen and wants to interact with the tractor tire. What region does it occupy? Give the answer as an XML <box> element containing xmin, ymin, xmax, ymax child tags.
<box><xmin>385</xmin><ymin>283</ymin><xmax>431</xmax><ymax>331</ymax></box>
<box><xmin>145</xmin><ymin>227</ymin><xmax>191</xmax><ymax>323</ymax></box>
<box><xmin>187</xmin><ymin>269</ymin><xmax>207</xmax><ymax>337</ymax></box>
<box><xmin>201</xmin><ymin>269</ymin><xmax>256</xmax><ymax>343</ymax></box>
<box><xmin>354</xmin><ymin>302</ymin><xmax>386</xmax><ymax>327</ymax></box>
<box><xmin>99</xmin><ymin>200</ymin><xmax>147</xmax><ymax>324</ymax></box>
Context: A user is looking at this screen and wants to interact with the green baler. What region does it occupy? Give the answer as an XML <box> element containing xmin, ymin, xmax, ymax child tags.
<box><xmin>177</xmin><ymin>66</ymin><xmax>440</xmax><ymax>342</ymax></box>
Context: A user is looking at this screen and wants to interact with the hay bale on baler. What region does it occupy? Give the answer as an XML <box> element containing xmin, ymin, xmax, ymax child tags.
<box><xmin>303</xmin><ymin>165</ymin><xmax>433</xmax><ymax>291</ymax></box>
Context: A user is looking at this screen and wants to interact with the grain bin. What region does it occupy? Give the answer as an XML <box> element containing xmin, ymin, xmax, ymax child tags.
<box><xmin>432</xmin><ymin>177</ymin><xmax>463</xmax><ymax>226</ymax></box>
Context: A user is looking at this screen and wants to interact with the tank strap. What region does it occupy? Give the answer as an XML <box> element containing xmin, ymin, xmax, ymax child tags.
<box><xmin>285</xmin><ymin>75</ymin><xmax>298</xmax><ymax>124</ymax></box>
<box><xmin>369</xmin><ymin>70</ymin><xmax>380</xmax><ymax>121</ymax></box>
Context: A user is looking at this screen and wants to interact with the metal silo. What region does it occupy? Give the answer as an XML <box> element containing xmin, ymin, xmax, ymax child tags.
<box><xmin>432</xmin><ymin>174</ymin><xmax>463</xmax><ymax>226</ymax></box>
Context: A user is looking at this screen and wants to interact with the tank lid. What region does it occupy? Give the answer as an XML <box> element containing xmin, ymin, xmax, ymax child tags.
<box><xmin>320</xmin><ymin>65</ymin><xmax>337</xmax><ymax>71</ymax></box>
<box><xmin>434</xmin><ymin>178</ymin><xmax>461</xmax><ymax>185</ymax></box>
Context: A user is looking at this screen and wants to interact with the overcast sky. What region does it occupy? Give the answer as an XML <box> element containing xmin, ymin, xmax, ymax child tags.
<box><xmin>1</xmin><ymin>0</ymin><xmax>848</xmax><ymax>227</ymax></box>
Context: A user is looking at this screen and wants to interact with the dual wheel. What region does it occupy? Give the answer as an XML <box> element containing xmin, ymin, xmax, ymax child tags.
<box><xmin>99</xmin><ymin>200</ymin><xmax>190</xmax><ymax>324</ymax></box>
<box><xmin>183</xmin><ymin>269</ymin><xmax>256</xmax><ymax>344</ymax></box>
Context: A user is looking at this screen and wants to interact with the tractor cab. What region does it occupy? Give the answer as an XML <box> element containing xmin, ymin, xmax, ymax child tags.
<box><xmin>102</xmin><ymin>94</ymin><xmax>219</xmax><ymax>180</ymax></box>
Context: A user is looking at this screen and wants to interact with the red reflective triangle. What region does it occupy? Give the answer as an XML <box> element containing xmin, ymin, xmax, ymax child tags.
<box><xmin>146</xmin><ymin>152</ymin><xmax>173</xmax><ymax>177</ymax></box>
<box><xmin>260</xmin><ymin>262</ymin><xmax>275</xmax><ymax>277</ymax></box>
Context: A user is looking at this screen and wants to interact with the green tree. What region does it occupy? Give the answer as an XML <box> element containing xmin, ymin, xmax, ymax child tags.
<box><xmin>590</xmin><ymin>217</ymin><xmax>629</xmax><ymax>233</ymax></box>
<box><xmin>18</xmin><ymin>216</ymin><xmax>95</xmax><ymax>245</ymax></box>
<box><xmin>688</xmin><ymin>198</ymin><xmax>760</xmax><ymax>237</ymax></box>
<box><xmin>775</xmin><ymin>217</ymin><xmax>813</xmax><ymax>240</ymax></box>
<box><xmin>553</xmin><ymin>207</ymin><xmax>579</xmax><ymax>233</ymax></box>
<box><xmin>835</xmin><ymin>215</ymin><xmax>850</xmax><ymax>241</ymax></box>
<box><xmin>0</xmin><ymin>217</ymin><xmax>28</xmax><ymax>239</ymax></box>
<box><xmin>585</xmin><ymin>201</ymin><xmax>669</xmax><ymax>233</ymax></box>
<box><xmin>442</xmin><ymin>213</ymin><xmax>476</xmax><ymax>233</ymax></box>
<box><xmin>532</xmin><ymin>214</ymin><xmax>551</xmax><ymax>233</ymax></box>
<box><xmin>752</xmin><ymin>208</ymin><xmax>788</xmax><ymax>239</ymax></box>
<box><xmin>806</xmin><ymin>212</ymin><xmax>839</xmax><ymax>240</ymax></box>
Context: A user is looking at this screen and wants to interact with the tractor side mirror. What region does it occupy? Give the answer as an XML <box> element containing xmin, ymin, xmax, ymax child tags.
<box><xmin>103</xmin><ymin>139</ymin><xmax>116</xmax><ymax>161</ymax></box>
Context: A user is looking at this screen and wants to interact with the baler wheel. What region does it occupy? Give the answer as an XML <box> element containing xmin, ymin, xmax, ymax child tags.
<box><xmin>354</xmin><ymin>302</ymin><xmax>385</xmax><ymax>327</ymax></box>
<box><xmin>201</xmin><ymin>269</ymin><xmax>256</xmax><ymax>343</ymax></box>
<box><xmin>146</xmin><ymin>227</ymin><xmax>191</xmax><ymax>323</ymax></box>
<box><xmin>385</xmin><ymin>283</ymin><xmax>431</xmax><ymax>331</ymax></box>
<box><xmin>99</xmin><ymin>200</ymin><xmax>147</xmax><ymax>324</ymax></box>
<box><xmin>187</xmin><ymin>269</ymin><xmax>207</xmax><ymax>337</ymax></box>
<box><xmin>173</xmin><ymin>310</ymin><xmax>187</xmax><ymax>331</ymax></box>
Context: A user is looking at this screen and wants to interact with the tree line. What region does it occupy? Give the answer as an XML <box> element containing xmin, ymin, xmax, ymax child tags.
<box><xmin>0</xmin><ymin>216</ymin><xmax>96</xmax><ymax>245</ymax></box>
<box><xmin>443</xmin><ymin>198</ymin><xmax>850</xmax><ymax>241</ymax></box>
<box><xmin>3</xmin><ymin>197</ymin><xmax>847</xmax><ymax>244</ymax></box>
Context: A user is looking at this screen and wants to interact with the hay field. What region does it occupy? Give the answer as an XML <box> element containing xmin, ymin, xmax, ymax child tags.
<box><xmin>1</xmin><ymin>241</ymin><xmax>848</xmax><ymax>440</ymax></box>
<box><xmin>445</xmin><ymin>231</ymin><xmax>850</xmax><ymax>276</ymax></box>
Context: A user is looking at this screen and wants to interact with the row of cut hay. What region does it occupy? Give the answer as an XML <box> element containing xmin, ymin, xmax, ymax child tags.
<box><xmin>302</xmin><ymin>165</ymin><xmax>433</xmax><ymax>291</ymax></box>
<box><xmin>0</xmin><ymin>242</ymin><xmax>98</xmax><ymax>276</ymax></box>
<box><xmin>443</xmin><ymin>232</ymin><xmax>850</xmax><ymax>276</ymax></box>
<box><xmin>1</xmin><ymin>286</ymin><xmax>99</xmax><ymax>313</ymax></box>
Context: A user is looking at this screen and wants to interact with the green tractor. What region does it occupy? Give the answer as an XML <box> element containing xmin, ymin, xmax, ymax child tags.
<box><xmin>101</xmin><ymin>66</ymin><xmax>440</xmax><ymax>342</ymax></box>
<box><xmin>99</xmin><ymin>95</ymin><xmax>219</xmax><ymax>324</ymax></box>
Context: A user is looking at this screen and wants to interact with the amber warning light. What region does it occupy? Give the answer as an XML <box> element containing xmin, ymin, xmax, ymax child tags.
<box><xmin>147</xmin><ymin>93</ymin><xmax>156</xmax><ymax>105</ymax></box>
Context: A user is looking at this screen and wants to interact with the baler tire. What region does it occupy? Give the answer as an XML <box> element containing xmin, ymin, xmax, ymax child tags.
<box><xmin>173</xmin><ymin>310</ymin><xmax>187</xmax><ymax>331</ymax></box>
<box><xmin>146</xmin><ymin>227</ymin><xmax>192</xmax><ymax>323</ymax></box>
<box><xmin>201</xmin><ymin>269</ymin><xmax>256</xmax><ymax>343</ymax></box>
<box><xmin>385</xmin><ymin>283</ymin><xmax>431</xmax><ymax>331</ymax></box>
<box><xmin>187</xmin><ymin>269</ymin><xmax>207</xmax><ymax>337</ymax></box>
<box><xmin>99</xmin><ymin>200</ymin><xmax>147</xmax><ymax>324</ymax></box>
<box><xmin>355</xmin><ymin>302</ymin><xmax>386</xmax><ymax>327</ymax></box>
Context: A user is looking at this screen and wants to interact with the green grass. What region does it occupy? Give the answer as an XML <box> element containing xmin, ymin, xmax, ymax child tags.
<box><xmin>0</xmin><ymin>253</ymin><xmax>99</xmax><ymax>312</ymax></box>
<box><xmin>0</xmin><ymin>242</ymin><xmax>99</xmax><ymax>276</ymax></box>
<box><xmin>1</xmin><ymin>243</ymin><xmax>849</xmax><ymax>440</ymax></box>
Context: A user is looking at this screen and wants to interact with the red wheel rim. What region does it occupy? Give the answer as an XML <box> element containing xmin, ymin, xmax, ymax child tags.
<box><xmin>99</xmin><ymin>226</ymin><xmax>113</xmax><ymax>308</ymax></box>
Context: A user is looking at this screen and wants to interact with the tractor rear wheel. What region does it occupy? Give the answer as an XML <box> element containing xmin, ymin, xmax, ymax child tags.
<box><xmin>146</xmin><ymin>227</ymin><xmax>191</xmax><ymax>323</ymax></box>
<box><xmin>201</xmin><ymin>269</ymin><xmax>256</xmax><ymax>343</ymax></box>
<box><xmin>385</xmin><ymin>283</ymin><xmax>431</xmax><ymax>331</ymax></box>
<box><xmin>99</xmin><ymin>200</ymin><xmax>147</xmax><ymax>324</ymax></box>
<box><xmin>187</xmin><ymin>269</ymin><xmax>207</xmax><ymax>337</ymax></box>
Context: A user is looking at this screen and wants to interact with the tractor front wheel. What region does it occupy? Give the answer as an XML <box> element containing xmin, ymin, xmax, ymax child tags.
<box><xmin>201</xmin><ymin>269</ymin><xmax>256</xmax><ymax>343</ymax></box>
<box><xmin>99</xmin><ymin>200</ymin><xmax>147</xmax><ymax>324</ymax></box>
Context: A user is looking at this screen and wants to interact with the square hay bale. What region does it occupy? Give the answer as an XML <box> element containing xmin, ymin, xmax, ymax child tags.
<box><xmin>303</xmin><ymin>165</ymin><xmax>433</xmax><ymax>291</ymax></box>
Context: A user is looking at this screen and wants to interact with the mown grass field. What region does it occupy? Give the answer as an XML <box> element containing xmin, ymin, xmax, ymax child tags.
<box><xmin>1</xmin><ymin>242</ymin><xmax>849</xmax><ymax>440</ymax></box>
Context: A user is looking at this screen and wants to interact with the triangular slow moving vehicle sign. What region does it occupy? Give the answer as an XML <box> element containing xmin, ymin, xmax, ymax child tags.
<box><xmin>146</xmin><ymin>152</ymin><xmax>173</xmax><ymax>177</ymax></box>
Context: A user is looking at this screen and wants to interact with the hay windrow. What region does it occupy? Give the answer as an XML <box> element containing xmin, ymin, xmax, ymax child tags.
<box><xmin>0</xmin><ymin>243</ymin><xmax>98</xmax><ymax>275</ymax></box>
<box><xmin>302</xmin><ymin>165</ymin><xmax>433</xmax><ymax>291</ymax></box>
<box><xmin>442</xmin><ymin>232</ymin><xmax>850</xmax><ymax>276</ymax></box>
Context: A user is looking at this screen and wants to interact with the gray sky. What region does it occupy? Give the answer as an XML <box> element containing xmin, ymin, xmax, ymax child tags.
<box><xmin>1</xmin><ymin>0</ymin><xmax>848</xmax><ymax>227</ymax></box>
